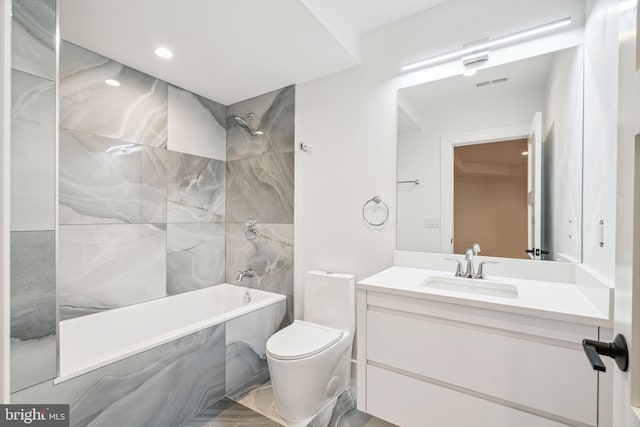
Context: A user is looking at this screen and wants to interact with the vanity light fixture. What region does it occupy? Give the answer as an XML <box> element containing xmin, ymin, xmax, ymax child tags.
<box><xmin>401</xmin><ymin>17</ymin><xmax>572</xmax><ymax>72</ymax></box>
<box><xmin>521</xmin><ymin>151</ymin><xmax>529</xmax><ymax>156</ymax></box>
<box><xmin>154</xmin><ymin>47</ymin><xmax>173</xmax><ymax>59</ymax></box>
<box><xmin>104</xmin><ymin>79</ymin><xmax>120</xmax><ymax>87</ymax></box>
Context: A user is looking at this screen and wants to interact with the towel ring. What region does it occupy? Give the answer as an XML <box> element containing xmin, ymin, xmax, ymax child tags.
<box><xmin>362</xmin><ymin>196</ymin><xmax>389</xmax><ymax>227</ymax></box>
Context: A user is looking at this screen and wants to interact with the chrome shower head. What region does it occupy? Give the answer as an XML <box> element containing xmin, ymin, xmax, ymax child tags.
<box><xmin>233</xmin><ymin>113</ymin><xmax>263</xmax><ymax>136</ymax></box>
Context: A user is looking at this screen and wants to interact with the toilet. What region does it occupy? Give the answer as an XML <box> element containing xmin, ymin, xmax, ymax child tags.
<box><xmin>266</xmin><ymin>270</ymin><xmax>355</xmax><ymax>421</ymax></box>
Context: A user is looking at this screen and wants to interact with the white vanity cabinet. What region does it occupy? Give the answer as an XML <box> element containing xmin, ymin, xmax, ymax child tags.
<box><xmin>357</xmin><ymin>289</ymin><xmax>612</xmax><ymax>427</ymax></box>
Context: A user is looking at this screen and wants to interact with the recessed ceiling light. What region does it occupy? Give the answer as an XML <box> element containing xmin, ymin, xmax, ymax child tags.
<box><xmin>154</xmin><ymin>47</ymin><xmax>173</xmax><ymax>59</ymax></box>
<box><xmin>104</xmin><ymin>79</ymin><xmax>120</xmax><ymax>87</ymax></box>
<box><xmin>463</xmin><ymin>69</ymin><xmax>478</xmax><ymax>77</ymax></box>
<box><xmin>522</xmin><ymin>151</ymin><xmax>529</xmax><ymax>156</ymax></box>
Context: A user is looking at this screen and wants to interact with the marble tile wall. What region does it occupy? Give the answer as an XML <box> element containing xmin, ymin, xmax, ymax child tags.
<box><xmin>167</xmin><ymin>223</ymin><xmax>226</xmax><ymax>295</ymax></box>
<box><xmin>10</xmin><ymin>232</ymin><xmax>56</xmax><ymax>392</ymax></box>
<box><xmin>12</xmin><ymin>324</ymin><xmax>227</xmax><ymax>427</ymax></box>
<box><xmin>60</xmin><ymin>41</ymin><xmax>168</xmax><ymax>148</ymax></box>
<box><xmin>58</xmin><ymin>42</ymin><xmax>229</xmax><ymax>318</ymax></box>
<box><xmin>11</xmin><ymin>0</ymin><xmax>56</xmax><ymax>80</ymax></box>
<box><xmin>10</xmin><ymin>0</ymin><xmax>57</xmax><ymax>392</ymax></box>
<box><xmin>58</xmin><ymin>224</ymin><xmax>167</xmax><ymax>320</ymax></box>
<box><xmin>225</xmin><ymin>301</ymin><xmax>287</xmax><ymax>398</ymax></box>
<box><xmin>225</xmin><ymin>86</ymin><xmax>295</xmax><ymax>322</ymax></box>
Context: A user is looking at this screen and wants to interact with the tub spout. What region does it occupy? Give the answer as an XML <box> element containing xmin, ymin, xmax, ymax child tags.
<box><xmin>237</xmin><ymin>268</ymin><xmax>255</xmax><ymax>283</ymax></box>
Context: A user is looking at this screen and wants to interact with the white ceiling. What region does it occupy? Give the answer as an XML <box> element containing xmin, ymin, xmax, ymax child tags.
<box><xmin>59</xmin><ymin>0</ymin><xmax>449</xmax><ymax>105</ymax></box>
<box><xmin>400</xmin><ymin>51</ymin><xmax>556</xmax><ymax>112</ymax></box>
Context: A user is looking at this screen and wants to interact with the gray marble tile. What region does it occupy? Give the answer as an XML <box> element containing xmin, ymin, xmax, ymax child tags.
<box><xmin>226</xmin><ymin>301</ymin><xmax>286</xmax><ymax>397</ymax></box>
<box><xmin>227</xmin><ymin>86</ymin><xmax>295</xmax><ymax>161</ymax></box>
<box><xmin>180</xmin><ymin>398</ymin><xmax>280</xmax><ymax>427</ymax></box>
<box><xmin>58</xmin><ymin>224</ymin><xmax>167</xmax><ymax>320</ymax></box>
<box><xmin>167</xmin><ymin>151</ymin><xmax>226</xmax><ymax>223</ymax></box>
<box><xmin>226</xmin><ymin>152</ymin><xmax>294</xmax><ymax>224</ymax></box>
<box><xmin>11</xmin><ymin>0</ymin><xmax>56</xmax><ymax>80</ymax></box>
<box><xmin>12</xmin><ymin>324</ymin><xmax>226</xmax><ymax>427</ymax></box>
<box><xmin>60</xmin><ymin>41</ymin><xmax>168</xmax><ymax>148</ymax></box>
<box><xmin>10</xmin><ymin>231</ymin><xmax>56</xmax><ymax>392</ymax></box>
<box><xmin>59</xmin><ymin>129</ymin><xmax>167</xmax><ymax>224</ymax></box>
<box><xmin>167</xmin><ymin>223</ymin><xmax>226</xmax><ymax>295</ymax></box>
<box><xmin>11</xmin><ymin>69</ymin><xmax>55</xmax><ymax>231</ymax></box>
<box><xmin>307</xmin><ymin>389</ymin><xmax>356</xmax><ymax>427</ymax></box>
<box><xmin>307</xmin><ymin>388</ymin><xmax>397</xmax><ymax>427</ymax></box>
<box><xmin>168</xmin><ymin>85</ymin><xmax>227</xmax><ymax>161</ymax></box>
<box><xmin>226</xmin><ymin>223</ymin><xmax>293</xmax><ymax>319</ymax></box>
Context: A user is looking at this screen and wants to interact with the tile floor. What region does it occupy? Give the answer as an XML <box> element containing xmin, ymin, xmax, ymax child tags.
<box><xmin>181</xmin><ymin>382</ymin><xmax>396</xmax><ymax>427</ymax></box>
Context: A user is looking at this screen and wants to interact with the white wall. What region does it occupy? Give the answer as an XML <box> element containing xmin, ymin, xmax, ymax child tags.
<box><xmin>397</xmin><ymin>90</ymin><xmax>545</xmax><ymax>252</ymax></box>
<box><xmin>0</xmin><ymin>0</ymin><xmax>10</xmax><ymax>402</ymax></box>
<box><xmin>583</xmin><ymin>0</ymin><xmax>619</xmax><ymax>283</ymax></box>
<box><xmin>294</xmin><ymin>0</ymin><xmax>586</xmax><ymax>319</ymax></box>
<box><xmin>543</xmin><ymin>47</ymin><xmax>584</xmax><ymax>263</ymax></box>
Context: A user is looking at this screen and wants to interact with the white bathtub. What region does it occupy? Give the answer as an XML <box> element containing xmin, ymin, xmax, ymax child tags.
<box><xmin>56</xmin><ymin>283</ymin><xmax>286</xmax><ymax>383</ymax></box>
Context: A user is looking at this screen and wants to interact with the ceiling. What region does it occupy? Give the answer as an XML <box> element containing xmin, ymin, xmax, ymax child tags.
<box><xmin>59</xmin><ymin>0</ymin><xmax>448</xmax><ymax>105</ymax></box>
<box><xmin>400</xmin><ymin>50</ymin><xmax>556</xmax><ymax>112</ymax></box>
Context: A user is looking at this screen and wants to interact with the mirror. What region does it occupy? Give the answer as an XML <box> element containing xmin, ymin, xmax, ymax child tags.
<box><xmin>397</xmin><ymin>46</ymin><xmax>583</xmax><ymax>262</ymax></box>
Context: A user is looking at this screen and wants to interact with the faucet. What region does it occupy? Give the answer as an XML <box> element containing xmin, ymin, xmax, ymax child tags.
<box><xmin>444</xmin><ymin>257</ymin><xmax>464</xmax><ymax>277</ymax></box>
<box><xmin>472</xmin><ymin>242</ymin><xmax>481</xmax><ymax>256</ymax></box>
<box><xmin>474</xmin><ymin>261</ymin><xmax>499</xmax><ymax>280</ymax></box>
<box><xmin>464</xmin><ymin>248</ymin><xmax>474</xmax><ymax>278</ymax></box>
<box><xmin>237</xmin><ymin>268</ymin><xmax>255</xmax><ymax>303</ymax></box>
<box><xmin>237</xmin><ymin>268</ymin><xmax>255</xmax><ymax>283</ymax></box>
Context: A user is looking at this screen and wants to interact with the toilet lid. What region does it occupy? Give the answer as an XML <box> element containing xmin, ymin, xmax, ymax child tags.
<box><xmin>267</xmin><ymin>320</ymin><xmax>343</xmax><ymax>360</ymax></box>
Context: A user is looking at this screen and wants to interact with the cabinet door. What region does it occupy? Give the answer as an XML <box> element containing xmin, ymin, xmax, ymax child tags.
<box><xmin>367</xmin><ymin>310</ymin><xmax>598</xmax><ymax>425</ymax></box>
<box><xmin>367</xmin><ymin>365</ymin><xmax>569</xmax><ymax>427</ymax></box>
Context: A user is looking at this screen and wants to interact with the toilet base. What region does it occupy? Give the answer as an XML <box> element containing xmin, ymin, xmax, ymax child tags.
<box><xmin>267</xmin><ymin>335</ymin><xmax>353</xmax><ymax>422</ymax></box>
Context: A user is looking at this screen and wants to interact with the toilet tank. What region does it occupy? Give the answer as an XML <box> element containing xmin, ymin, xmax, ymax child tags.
<box><xmin>304</xmin><ymin>271</ymin><xmax>355</xmax><ymax>334</ymax></box>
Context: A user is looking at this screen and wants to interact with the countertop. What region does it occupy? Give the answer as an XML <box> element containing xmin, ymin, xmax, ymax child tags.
<box><xmin>358</xmin><ymin>266</ymin><xmax>612</xmax><ymax>328</ymax></box>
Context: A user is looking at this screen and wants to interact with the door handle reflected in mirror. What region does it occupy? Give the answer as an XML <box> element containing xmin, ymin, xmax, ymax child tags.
<box><xmin>581</xmin><ymin>334</ymin><xmax>628</xmax><ymax>372</ymax></box>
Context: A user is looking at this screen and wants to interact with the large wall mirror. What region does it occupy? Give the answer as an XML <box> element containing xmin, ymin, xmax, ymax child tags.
<box><xmin>397</xmin><ymin>45</ymin><xmax>584</xmax><ymax>262</ymax></box>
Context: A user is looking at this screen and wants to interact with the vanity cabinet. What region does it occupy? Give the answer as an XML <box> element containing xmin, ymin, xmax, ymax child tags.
<box><xmin>357</xmin><ymin>290</ymin><xmax>611</xmax><ymax>427</ymax></box>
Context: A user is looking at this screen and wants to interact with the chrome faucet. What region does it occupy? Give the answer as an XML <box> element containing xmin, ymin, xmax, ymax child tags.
<box><xmin>444</xmin><ymin>258</ymin><xmax>464</xmax><ymax>277</ymax></box>
<box><xmin>472</xmin><ymin>242</ymin><xmax>481</xmax><ymax>256</ymax></box>
<box><xmin>237</xmin><ymin>269</ymin><xmax>255</xmax><ymax>303</ymax></box>
<box><xmin>464</xmin><ymin>248</ymin><xmax>475</xmax><ymax>278</ymax></box>
<box><xmin>474</xmin><ymin>261</ymin><xmax>499</xmax><ymax>280</ymax></box>
<box><xmin>237</xmin><ymin>268</ymin><xmax>255</xmax><ymax>283</ymax></box>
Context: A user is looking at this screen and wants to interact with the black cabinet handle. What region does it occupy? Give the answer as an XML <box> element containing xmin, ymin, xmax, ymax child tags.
<box><xmin>525</xmin><ymin>248</ymin><xmax>535</xmax><ymax>254</ymax></box>
<box><xmin>582</xmin><ymin>334</ymin><xmax>628</xmax><ymax>372</ymax></box>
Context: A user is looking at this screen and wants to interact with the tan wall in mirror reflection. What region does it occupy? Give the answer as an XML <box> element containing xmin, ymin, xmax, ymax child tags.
<box><xmin>454</xmin><ymin>141</ymin><xmax>528</xmax><ymax>259</ymax></box>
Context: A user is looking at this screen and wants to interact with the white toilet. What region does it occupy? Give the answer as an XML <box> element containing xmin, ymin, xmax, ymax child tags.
<box><xmin>266</xmin><ymin>270</ymin><xmax>355</xmax><ymax>421</ymax></box>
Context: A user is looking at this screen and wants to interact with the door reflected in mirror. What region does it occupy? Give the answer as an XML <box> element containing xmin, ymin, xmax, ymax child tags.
<box><xmin>397</xmin><ymin>46</ymin><xmax>583</xmax><ymax>262</ymax></box>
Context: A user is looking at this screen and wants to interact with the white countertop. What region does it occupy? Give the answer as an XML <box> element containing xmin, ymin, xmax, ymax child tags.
<box><xmin>358</xmin><ymin>266</ymin><xmax>612</xmax><ymax>328</ymax></box>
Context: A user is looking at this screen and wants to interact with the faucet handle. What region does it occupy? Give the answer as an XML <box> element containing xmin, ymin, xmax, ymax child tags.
<box><xmin>444</xmin><ymin>257</ymin><xmax>463</xmax><ymax>277</ymax></box>
<box><xmin>474</xmin><ymin>261</ymin><xmax>499</xmax><ymax>280</ymax></box>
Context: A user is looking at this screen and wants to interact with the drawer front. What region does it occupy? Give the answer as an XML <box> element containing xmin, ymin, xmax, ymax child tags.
<box><xmin>367</xmin><ymin>365</ymin><xmax>568</xmax><ymax>427</ymax></box>
<box><xmin>367</xmin><ymin>309</ymin><xmax>597</xmax><ymax>425</ymax></box>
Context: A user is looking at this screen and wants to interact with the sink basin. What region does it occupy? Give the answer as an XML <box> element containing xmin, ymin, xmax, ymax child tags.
<box><xmin>421</xmin><ymin>276</ymin><xmax>519</xmax><ymax>299</ymax></box>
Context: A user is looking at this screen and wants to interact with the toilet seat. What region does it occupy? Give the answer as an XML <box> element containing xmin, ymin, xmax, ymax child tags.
<box><xmin>267</xmin><ymin>320</ymin><xmax>343</xmax><ymax>360</ymax></box>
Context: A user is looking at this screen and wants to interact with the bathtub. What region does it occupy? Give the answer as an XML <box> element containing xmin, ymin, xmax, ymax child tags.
<box><xmin>56</xmin><ymin>283</ymin><xmax>286</xmax><ymax>383</ymax></box>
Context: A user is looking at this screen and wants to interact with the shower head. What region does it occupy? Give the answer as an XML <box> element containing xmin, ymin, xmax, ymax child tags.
<box><xmin>233</xmin><ymin>113</ymin><xmax>263</xmax><ymax>136</ymax></box>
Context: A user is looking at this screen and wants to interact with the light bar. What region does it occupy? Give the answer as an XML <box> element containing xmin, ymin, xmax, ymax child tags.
<box><xmin>401</xmin><ymin>17</ymin><xmax>572</xmax><ymax>72</ymax></box>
